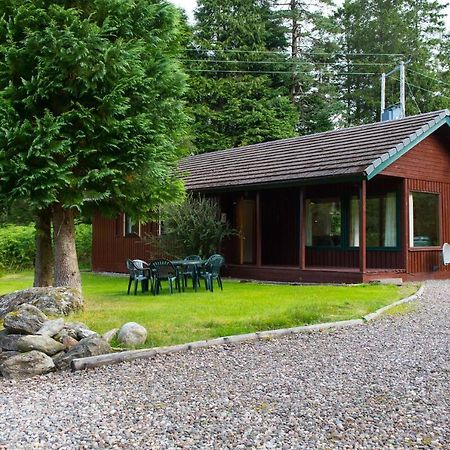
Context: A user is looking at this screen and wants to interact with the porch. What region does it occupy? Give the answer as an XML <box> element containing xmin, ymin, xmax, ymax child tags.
<box><xmin>218</xmin><ymin>176</ymin><xmax>410</xmax><ymax>284</ymax></box>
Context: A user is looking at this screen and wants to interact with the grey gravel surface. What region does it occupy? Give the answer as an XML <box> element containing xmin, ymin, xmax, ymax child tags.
<box><xmin>1</xmin><ymin>281</ymin><xmax>449</xmax><ymax>449</ymax></box>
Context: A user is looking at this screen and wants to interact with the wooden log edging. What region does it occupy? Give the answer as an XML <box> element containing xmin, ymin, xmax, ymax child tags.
<box><xmin>71</xmin><ymin>284</ymin><xmax>424</xmax><ymax>372</ymax></box>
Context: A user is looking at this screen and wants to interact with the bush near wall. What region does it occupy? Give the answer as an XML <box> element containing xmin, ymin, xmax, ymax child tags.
<box><xmin>0</xmin><ymin>223</ymin><xmax>92</xmax><ymax>272</ymax></box>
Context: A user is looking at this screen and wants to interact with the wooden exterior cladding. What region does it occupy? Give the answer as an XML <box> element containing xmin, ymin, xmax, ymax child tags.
<box><xmin>92</xmin><ymin>214</ymin><xmax>160</xmax><ymax>273</ymax></box>
<box><xmin>379</xmin><ymin>131</ymin><xmax>450</xmax><ymax>278</ymax></box>
<box><xmin>92</xmin><ymin>123</ymin><xmax>450</xmax><ymax>283</ymax></box>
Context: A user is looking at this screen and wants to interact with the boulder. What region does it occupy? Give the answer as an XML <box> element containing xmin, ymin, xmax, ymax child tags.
<box><xmin>0</xmin><ymin>350</ymin><xmax>19</xmax><ymax>365</ymax></box>
<box><xmin>118</xmin><ymin>322</ymin><xmax>147</xmax><ymax>347</ymax></box>
<box><xmin>102</xmin><ymin>328</ymin><xmax>118</xmax><ymax>343</ymax></box>
<box><xmin>0</xmin><ymin>330</ymin><xmax>23</xmax><ymax>351</ymax></box>
<box><xmin>0</xmin><ymin>287</ymin><xmax>83</xmax><ymax>318</ymax></box>
<box><xmin>37</xmin><ymin>318</ymin><xmax>65</xmax><ymax>337</ymax></box>
<box><xmin>62</xmin><ymin>336</ymin><xmax>79</xmax><ymax>350</ymax></box>
<box><xmin>54</xmin><ymin>336</ymin><xmax>112</xmax><ymax>370</ymax></box>
<box><xmin>3</xmin><ymin>305</ymin><xmax>47</xmax><ymax>334</ymax></box>
<box><xmin>55</xmin><ymin>322</ymin><xmax>96</xmax><ymax>341</ymax></box>
<box><xmin>1</xmin><ymin>350</ymin><xmax>55</xmax><ymax>380</ymax></box>
<box><xmin>17</xmin><ymin>335</ymin><xmax>65</xmax><ymax>356</ymax></box>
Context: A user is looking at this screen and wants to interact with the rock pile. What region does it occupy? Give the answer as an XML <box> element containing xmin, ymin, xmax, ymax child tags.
<box><xmin>0</xmin><ymin>287</ymin><xmax>83</xmax><ymax>319</ymax></box>
<box><xmin>0</xmin><ymin>304</ymin><xmax>112</xmax><ymax>380</ymax></box>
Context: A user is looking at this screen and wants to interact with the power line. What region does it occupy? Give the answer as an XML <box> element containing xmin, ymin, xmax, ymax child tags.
<box><xmin>407</xmin><ymin>67</ymin><xmax>450</xmax><ymax>89</ymax></box>
<box><xmin>186</xmin><ymin>48</ymin><xmax>405</xmax><ymax>57</ymax></box>
<box><xmin>185</xmin><ymin>68</ymin><xmax>377</xmax><ymax>75</ymax></box>
<box><xmin>392</xmin><ymin>75</ymin><xmax>450</xmax><ymax>100</ymax></box>
<box><xmin>406</xmin><ymin>79</ymin><xmax>422</xmax><ymax>114</ymax></box>
<box><xmin>181</xmin><ymin>58</ymin><xmax>394</xmax><ymax>67</ymax></box>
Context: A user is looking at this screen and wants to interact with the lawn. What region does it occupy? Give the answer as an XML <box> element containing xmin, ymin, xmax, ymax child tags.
<box><xmin>0</xmin><ymin>272</ymin><xmax>417</xmax><ymax>348</ymax></box>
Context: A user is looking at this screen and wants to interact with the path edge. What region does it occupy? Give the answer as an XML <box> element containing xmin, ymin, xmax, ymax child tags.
<box><xmin>71</xmin><ymin>284</ymin><xmax>424</xmax><ymax>372</ymax></box>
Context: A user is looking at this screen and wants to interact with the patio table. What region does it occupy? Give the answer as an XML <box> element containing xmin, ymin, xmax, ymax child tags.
<box><xmin>171</xmin><ymin>259</ymin><xmax>206</xmax><ymax>291</ymax></box>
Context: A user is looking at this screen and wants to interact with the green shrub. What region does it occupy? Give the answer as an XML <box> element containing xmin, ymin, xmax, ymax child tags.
<box><xmin>75</xmin><ymin>223</ymin><xmax>92</xmax><ymax>269</ymax></box>
<box><xmin>0</xmin><ymin>225</ymin><xmax>35</xmax><ymax>271</ymax></box>
<box><xmin>0</xmin><ymin>223</ymin><xmax>92</xmax><ymax>272</ymax></box>
<box><xmin>147</xmin><ymin>194</ymin><xmax>236</xmax><ymax>259</ymax></box>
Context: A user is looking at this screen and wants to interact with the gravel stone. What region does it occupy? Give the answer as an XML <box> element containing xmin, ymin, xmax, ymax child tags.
<box><xmin>0</xmin><ymin>280</ymin><xmax>449</xmax><ymax>449</ymax></box>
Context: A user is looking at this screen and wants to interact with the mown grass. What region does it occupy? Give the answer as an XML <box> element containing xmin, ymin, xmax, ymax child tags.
<box><xmin>0</xmin><ymin>272</ymin><xmax>417</xmax><ymax>347</ymax></box>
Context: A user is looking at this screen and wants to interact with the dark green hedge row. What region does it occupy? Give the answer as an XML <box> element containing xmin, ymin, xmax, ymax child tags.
<box><xmin>0</xmin><ymin>224</ymin><xmax>92</xmax><ymax>272</ymax></box>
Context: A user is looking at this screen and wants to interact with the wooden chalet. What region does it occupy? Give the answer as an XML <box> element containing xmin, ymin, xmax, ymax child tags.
<box><xmin>92</xmin><ymin>110</ymin><xmax>450</xmax><ymax>283</ymax></box>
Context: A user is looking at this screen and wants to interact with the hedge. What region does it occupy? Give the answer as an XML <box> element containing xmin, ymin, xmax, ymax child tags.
<box><xmin>0</xmin><ymin>223</ymin><xmax>92</xmax><ymax>272</ymax></box>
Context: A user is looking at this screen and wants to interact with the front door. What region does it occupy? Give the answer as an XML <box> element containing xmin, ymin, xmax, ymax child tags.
<box><xmin>237</xmin><ymin>198</ymin><xmax>256</xmax><ymax>264</ymax></box>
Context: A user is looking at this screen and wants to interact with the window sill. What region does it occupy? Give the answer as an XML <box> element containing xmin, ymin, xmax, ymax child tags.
<box><xmin>409</xmin><ymin>246</ymin><xmax>441</xmax><ymax>251</ymax></box>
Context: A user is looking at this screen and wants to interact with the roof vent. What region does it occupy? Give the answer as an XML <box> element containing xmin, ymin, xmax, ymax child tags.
<box><xmin>381</xmin><ymin>104</ymin><xmax>403</xmax><ymax>122</ymax></box>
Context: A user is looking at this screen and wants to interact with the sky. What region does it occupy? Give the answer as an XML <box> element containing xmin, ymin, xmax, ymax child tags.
<box><xmin>169</xmin><ymin>0</ymin><xmax>450</xmax><ymax>29</ymax></box>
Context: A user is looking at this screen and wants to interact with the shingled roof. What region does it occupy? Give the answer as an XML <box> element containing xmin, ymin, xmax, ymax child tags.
<box><xmin>180</xmin><ymin>110</ymin><xmax>450</xmax><ymax>191</ymax></box>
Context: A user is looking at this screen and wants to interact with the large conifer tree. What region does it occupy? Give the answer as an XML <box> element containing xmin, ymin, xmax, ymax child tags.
<box><xmin>0</xmin><ymin>0</ymin><xmax>187</xmax><ymax>290</ymax></box>
<box><xmin>186</xmin><ymin>0</ymin><xmax>299</xmax><ymax>152</ymax></box>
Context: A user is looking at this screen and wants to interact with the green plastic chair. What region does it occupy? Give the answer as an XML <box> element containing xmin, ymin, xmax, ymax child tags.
<box><xmin>126</xmin><ymin>259</ymin><xmax>150</xmax><ymax>295</ymax></box>
<box><xmin>149</xmin><ymin>259</ymin><xmax>181</xmax><ymax>295</ymax></box>
<box><xmin>198</xmin><ymin>254</ymin><xmax>225</xmax><ymax>292</ymax></box>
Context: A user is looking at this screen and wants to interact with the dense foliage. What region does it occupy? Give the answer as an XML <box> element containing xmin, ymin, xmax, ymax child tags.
<box><xmin>0</xmin><ymin>0</ymin><xmax>187</xmax><ymax>218</ymax></box>
<box><xmin>0</xmin><ymin>224</ymin><xmax>92</xmax><ymax>272</ymax></box>
<box><xmin>336</xmin><ymin>0</ymin><xmax>450</xmax><ymax>125</ymax></box>
<box><xmin>186</xmin><ymin>0</ymin><xmax>450</xmax><ymax>149</ymax></box>
<box><xmin>148</xmin><ymin>195</ymin><xmax>236</xmax><ymax>259</ymax></box>
<box><xmin>0</xmin><ymin>0</ymin><xmax>187</xmax><ymax>288</ymax></box>
<box><xmin>185</xmin><ymin>0</ymin><xmax>299</xmax><ymax>152</ymax></box>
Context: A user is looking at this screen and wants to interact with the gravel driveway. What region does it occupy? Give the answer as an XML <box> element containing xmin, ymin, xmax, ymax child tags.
<box><xmin>1</xmin><ymin>281</ymin><xmax>449</xmax><ymax>449</ymax></box>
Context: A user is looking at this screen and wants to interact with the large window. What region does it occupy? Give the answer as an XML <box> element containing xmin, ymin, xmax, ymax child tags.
<box><xmin>349</xmin><ymin>192</ymin><xmax>397</xmax><ymax>248</ymax></box>
<box><xmin>306</xmin><ymin>198</ymin><xmax>341</xmax><ymax>247</ymax></box>
<box><xmin>409</xmin><ymin>192</ymin><xmax>440</xmax><ymax>247</ymax></box>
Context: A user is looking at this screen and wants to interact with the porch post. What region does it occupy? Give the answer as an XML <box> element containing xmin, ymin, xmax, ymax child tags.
<box><xmin>359</xmin><ymin>179</ymin><xmax>367</xmax><ymax>273</ymax></box>
<box><xmin>299</xmin><ymin>187</ymin><xmax>306</xmax><ymax>270</ymax></box>
<box><xmin>256</xmin><ymin>191</ymin><xmax>262</xmax><ymax>267</ymax></box>
<box><xmin>402</xmin><ymin>178</ymin><xmax>410</xmax><ymax>273</ymax></box>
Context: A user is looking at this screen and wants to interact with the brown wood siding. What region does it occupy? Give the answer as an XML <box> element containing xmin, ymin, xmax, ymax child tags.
<box><xmin>92</xmin><ymin>213</ymin><xmax>157</xmax><ymax>273</ymax></box>
<box><xmin>382</xmin><ymin>133</ymin><xmax>450</xmax><ymax>276</ymax></box>
<box><xmin>306</xmin><ymin>249</ymin><xmax>403</xmax><ymax>269</ymax></box>
<box><xmin>367</xmin><ymin>250</ymin><xmax>403</xmax><ymax>269</ymax></box>
<box><xmin>382</xmin><ymin>132</ymin><xmax>450</xmax><ymax>180</ymax></box>
<box><xmin>406</xmin><ymin>179</ymin><xmax>450</xmax><ymax>275</ymax></box>
<box><xmin>306</xmin><ymin>249</ymin><xmax>358</xmax><ymax>268</ymax></box>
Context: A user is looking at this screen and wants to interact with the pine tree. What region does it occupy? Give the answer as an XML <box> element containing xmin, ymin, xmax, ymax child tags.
<box><xmin>336</xmin><ymin>0</ymin><xmax>449</xmax><ymax>125</ymax></box>
<box><xmin>0</xmin><ymin>0</ymin><xmax>187</xmax><ymax>290</ymax></box>
<box><xmin>186</xmin><ymin>0</ymin><xmax>299</xmax><ymax>153</ymax></box>
<box><xmin>277</xmin><ymin>0</ymin><xmax>341</xmax><ymax>134</ymax></box>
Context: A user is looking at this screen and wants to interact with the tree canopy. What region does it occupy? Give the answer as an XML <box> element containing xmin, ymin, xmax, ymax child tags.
<box><xmin>0</xmin><ymin>0</ymin><xmax>188</xmax><ymax>288</ymax></box>
<box><xmin>0</xmin><ymin>0</ymin><xmax>187</xmax><ymax>220</ymax></box>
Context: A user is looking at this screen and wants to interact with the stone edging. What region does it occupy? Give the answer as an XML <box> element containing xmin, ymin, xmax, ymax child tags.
<box><xmin>71</xmin><ymin>284</ymin><xmax>425</xmax><ymax>372</ymax></box>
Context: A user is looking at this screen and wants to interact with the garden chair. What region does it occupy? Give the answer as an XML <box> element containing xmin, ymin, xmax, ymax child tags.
<box><xmin>181</xmin><ymin>255</ymin><xmax>202</xmax><ymax>291</ymax></box>
<box><xmin>149</xmin><ymin>259</ymin><xmax>181</xmax><ymax>295</ymax></box>
<box><xmin>198</xmin><ymin>254</ymin><xmax>225</xmax><ymax>292</ymax></box>
<box><xmin>126</xmin><ymin>259</ymin><xmax>151</xmax><ymax>295</ymax></box>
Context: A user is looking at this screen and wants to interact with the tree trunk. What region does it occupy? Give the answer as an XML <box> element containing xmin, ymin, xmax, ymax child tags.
<box><xmin>53</xmin><ymin>204</ymin><xmax>82</xmax><ymax>292</ymax></box>
<box><xmin>33</xmin><ymin>208</ymin><xmax>53</xmax><ymax>287</ymax></box>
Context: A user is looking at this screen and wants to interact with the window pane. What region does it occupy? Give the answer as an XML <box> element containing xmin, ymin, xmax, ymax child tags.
<box><xmin>306</xmin><ymin>198</ymin><xmax>341</xmax><ymax>247</ymax></box>
<box><xmin>366</xmin><ymin>192</ymin><xmax>397</xmax><ymax>248</ymax></box>
<box><xmin>411</xmin><ymin>192</ymin><xmax>439</xmax><ymax>247</ymax></box>
<box><xmin>349</xmin><ymin>196</ymin><xmax>359</xmax><ymax>247</ymax></box>
<box><xmin>125</xmin><ymin>216</ymin><xmax>140</xmax><ymax>236</ymax></box>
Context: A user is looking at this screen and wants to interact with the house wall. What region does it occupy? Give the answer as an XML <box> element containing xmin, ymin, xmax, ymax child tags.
<box><xmin>92</xmin><ymin>213</ymin><xmax>154</xmax><ymax>273</ymax></box>
<box><xmin>382</xmin><ymin>131</ymin><xmax>450</xmax><ymax>277</ymax></box>
<box><xmin>91</xmin><ymin>130</ymin><xmax>450</xmax><ymax>281</ymax></box>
